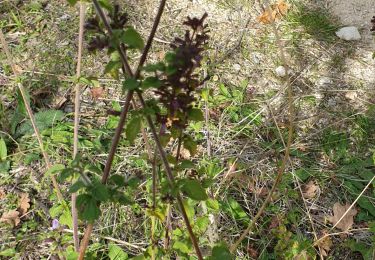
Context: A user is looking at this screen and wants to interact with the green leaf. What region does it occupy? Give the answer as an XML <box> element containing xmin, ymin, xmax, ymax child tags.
<box><xmin>58</xmin><ymin>168</ymin><xmax>75</xmax><ymax>182</ymax></box>
<box><xmin>59</xmin><ymin>208</ymin><xmax>73</xmax><ymax>229</ymax></box>
<box><xmin>126</xmin><ymin>117</ymin><xmax>142</xmax><ymax>144</ymax></box>
<box><xmin>0</xmin><ymin>161</ymin><xmax>10</xmax><ymax>174</ymax></box>
<box><xmin>347</xmin><ymin>240</ymin><xmax>373</xmax><ymax>260</ymax></box>
<box><xmin>0</xmin><ymin>248</ymin><xmax>16</xmax><ymax>257</ymax></box>
<box><xmin>104</xmin><ymin>60</ymin><xmax>121</xmax><ymax>80</ymax></box>
<box><xmin>219</xmin><ymin>83</ymin><xmax>231</xmax><ymax>97</ymax></box>
<box><xmin>187</xmin><ymin>108</ymin><xmax>204</xmax><ymax>121</ymax></box>
<box><xmin>109</xmin><ymin>174</ymin><xmax>125</xmax><ymax>186</ymax></box>
<box><xmin>108</xmin><ymin>243</ymin><xmax>128</xmax><ymax>260</ymax></box>
<box><xmin>122</xmin><ymin>78</ymin><xmax>140</xmax><ymax>91</ymax></box>
<box><xmin>141</xmin><ymin>77</ymin><xmax>162</xmax><ymax>89</ymax></box>
<box><xmin>92</xmin><ymin>182</ymin><xmax>110</xmax><ymax>202</ymax></box>
<box><xmin>98</xmin><ymin>0</ymin><xmax>113</xmax><ymax>11</ymax></box>
<box><xmin>17</xmin><ymin>110</ymin><xmax>65</xmax><ymax>137</ymax></box>
<box><xmin>173</xmin><ymin>240</ymin><xmax>191</xmax><ymax>254</ymax></box>
<box><xmin>210</xmin><ymin>244</ymin><xmax>233</xmax><ymax>260</ymax></box>
<box><xmin>206</xmin><ymin>199</ymin><xmax>220</xmax><ymax>211</ymax></box>
<box><xmin>222</xmin><ymin>197</ymin><xmax>250</xmax><ymax>225</ymax></box>
<box><xmin>45</xmin><ymin>164</ymin><xmax>65</xmax><ymax>176</ymax></box>
<box><xmin>69</xmin><ymin>180</ymin><xmax>85</xmax><ymax>193</ymax></box>
<box><xmin>0</xmin><ymin>138</ymin><xmax>7</xmax><ymax>161</ymax></box>
<box><xmin>183</xmin><ymin>136</ymin><xmax>197</xmax><ymax>156</ymax></box>
<box><xmin>76</xmin><ymin>194</ymin><xmax>101</xmax><ymax>222</ymax></box>
<box><xmin>181</xmin><ymin>179</ymin><xmax>208</xmax><ymax>201</ymax></box>
<box><xmin>121</xmin><ymin>27</ymin><xmax>144</xmax><ymax>50</ymax></box>
<box><xmin>143</xmin><ymin>62</ymin><xmax>165</xmax><ymax>72</ymax></box>
<box><xmin>67</xmin><ymin>0</ymin><xmax>78</xmax><ymax>6</ymax></box>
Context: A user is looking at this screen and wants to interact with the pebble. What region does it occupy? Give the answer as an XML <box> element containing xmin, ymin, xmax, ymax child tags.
<box><xmin>233</xmin><ymin>63</ymin><xmax>241</xmax><ymax>71</ymax></box>
<box><xmin>316</xmin><ymin>77</ymin><xmax>333</xmax><ymax>87</ymax></box>
<box><xmin>335</xmin><ymin>26</ymin><xmax>361</xmax><ymax>41</ymax></box>
<box><xmin>275</xmin><ymin>66</ymin><xmax>286</xmax><ymax>77</ymax></box>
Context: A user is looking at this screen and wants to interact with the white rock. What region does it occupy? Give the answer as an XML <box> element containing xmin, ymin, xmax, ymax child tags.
<box><xmin>275</xmin><ymin>66</ymin><xmax>286</xmax><ymax>77</ymax></box>
<box><xmin>317</xmin><ymin>77</ymin><xmax>333</xmax><ymax>87</ymax></box>
<box><xmin>335</xmin><ymin>26</ymin><xmax>361</xmax><ymax>41</ymax></box>
<box><xmin>233</xmin><ymin>63</ymin><xmax>241</xmax><ymax>71</ymax></box>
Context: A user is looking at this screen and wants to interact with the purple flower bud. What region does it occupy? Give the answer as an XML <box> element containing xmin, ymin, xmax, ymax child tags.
<box><xmin>51</xmin><ymin>219</ymin><xmax>60</xmax><ymax>230</ymax></box>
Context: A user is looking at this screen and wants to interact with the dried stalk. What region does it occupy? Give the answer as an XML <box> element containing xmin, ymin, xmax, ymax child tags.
<box><xmin>229</xmin><ymin>1</ymin><xmax>295</xmax><ymax>253</ymax></box>
<box><xmin>72</xmin><ymin>2</ymin><xmax>86</xmax><ymax>251</ymax></box>
<box><xmin>0</xmin><ymin>29</ymin><xmax>63</xmax><ymax>201</ymax></box>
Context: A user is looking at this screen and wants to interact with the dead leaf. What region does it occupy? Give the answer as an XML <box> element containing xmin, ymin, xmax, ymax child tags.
<box><xmin>316</xmin><ymin>230</ymin><xmax>332</xmax><ymax>257</ymax></box>
<box><xmin>293</xmin><ymin>250</ymin><xmax>312</xmax><ymax>260</ymax></box>
<box><xmin>327</xmin><ymin>203</ymin><xmax>357</xmax><ymax>231</ymax></box>
<box><xmin>0</xmin><ymin>210</ymin><xmax>20</xmax><ymax>226</ymax></box>
<box><xmin>90</xmin><ymin>87</ymin><xmax>105</xmax><ymax>99</ymax></box>
<box><xmin>0</xmin><ymin>188</ymin><xmax>5</xmax><ymax>199</ymax></box>
<box><xmin>247</xmin><ymin>245</ymin><xmax>258</xmax><ymax>258</ymax></box>
<box><xmin>268</xmin><ymin>215</ymin><xmax>281</xmax><ymax>229</ymax></box>
<box><xmin>18</xmin><ymin>193</ymin><xmax>30</xmax><ymax>215</ymax></box>
<box><xmin>257</xmin><ymin>0</ymin><xmax>290</xmax><ymax>24</ymax></box>
<box><xmin>302</xmin><ymin>180</ymin><xmax>319</xmax><ymax>199</ymax></box>
<box><xmin>345</xmin><ymin>91</ymin><xmax>357</xmax><ymax>101</ymax></box>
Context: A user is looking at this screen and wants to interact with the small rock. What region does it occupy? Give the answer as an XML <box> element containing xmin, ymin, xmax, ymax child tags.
<box><xmin>327</xmin><ymin>98</ymin><xmax>337</xmax><ymax>107</ymax></box>
<box><xmin>275</xmin><ymin>66</ymin><xmax>286</xmax><ymax>77</ymax></box>
<box><xmin>233</xmin><ymin>63</ymin><xmax>241</xmax><ymax>71</ymax></box>
<box><xmin>317</xmin><ymin>77</ymin><xmax>333</xmax><ymax>87</ymax></box>
<box><xmin>335</xmin><ymin>26</ymin><xmax>361</xmax><ymax>41</ymax></box>
<box><xmin>212</xmin><ymin>75</ymin><xmax>219</xmax><ymax>82</ymax></box>
<box><xmin>345</xmin><ymin>91</ymin><xmax>357</xmax><ymax>101</ymax></box>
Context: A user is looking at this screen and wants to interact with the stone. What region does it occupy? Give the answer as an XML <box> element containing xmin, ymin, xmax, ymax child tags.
<box><xmin>275</xmin><ymin>66</ymin><xmax>286</xmax><ymax>77</ymax></box>
<box><xmin>335</xmin><ymin>26</ymin><xmax>361</xmax><ymax>41</ymax></box>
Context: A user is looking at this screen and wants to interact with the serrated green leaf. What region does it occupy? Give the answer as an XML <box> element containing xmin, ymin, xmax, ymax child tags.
<box><xmin>0</xmin><ymin>138</ymin><xmax>7</xmax><ymax>161</ymax></box>
<box><xmin>181</xmin><ymin>179</ymin><xmax>208</xmax><ymax>201</ymax></box>
<box><xmin>210</xmin><ymin>244</ymin><xmax>233</xmax><ymax>260</ymax></box>
<box><xmin>109</xmin><ymin>174</ymin><xmax>125</xmax><ymax>186</ymax></box>
<box><xmin>121</xmin><ymin>27</ymin><xmax>144</xmax><ymax>50</ymax></box>
<box><xmin>141</xmin><ymin>77</ymin><xmax>162</xmax><ymax>89</ymax></box>
<box><xmin>188</xmin><ymin>108</ymin><xmax>204</xmax><ymax>121</ymax></box>
<box><xmin>17</xmin><ymin>110</ymin><xmax>64</xmax><ymax>137</ymax></box>
<box><xmin>59</xmin><ymin>208</ymin><xmax>73</xmax><ymax>229</ymax></box>
<box><xmin>92</xmin><ymin>182</ymin><xmax>110</xmax><ymax>202</ymax></box>
<box><xmin>126</xmin><ymin>117</ymin><xmax>141</xmax><ymax>144</ymax></box>
<box><xmin>76</xmin><ymin>194</ymin><xmax>100</xmax><ymax>222</ymax></box>
<box><xmin>108</xmin><ymin>243</ymin><xmax>128</xmax><ymax>260</ymax></box>
<box><xmin>222</xmin><ymin>197</ymin><xmax>250</xmax><ymax>225</ymax></box>
<box><xmin>122</xmin><ymin>78</ymin><xmax>140</xmax><ymax>91</ymax></box>
<box><xmin>58</xmin><ymin>168</ymin><xmax>75</xmax><ymax>182</ymax></box>
<box><xmin>98</xmin><ymin>0</ymin><xmax>113</xmax><ymax>11</ymax></box>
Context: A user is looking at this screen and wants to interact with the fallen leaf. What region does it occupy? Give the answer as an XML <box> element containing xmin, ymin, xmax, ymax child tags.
<box><xmin>316</xmin><ymin>230</ymin><xmax>332</xmax><ymax>257</ymax></box>
<box><xmin>0</xmin><ymin>210</ymin><xmax>20</xmax><ymax>226</ymax></box>
<box><xmin>327</xmin><ymin>203</ymin><xmax>357</xmax><ymax>231</ymax></box>
<box><xmin>302</xmin><ymin>180</ymin><xmax>319</xmax><ymax>199</ymax></box>
<box><xmin>293</xmin><ymin>250</ymin><xmax>312</xmax><ymax>260</ymax></box>
<box><xmin>247</xmin><ymin>245</ymin><xmax>258</xmax><ymax>258</ymax></box>
<box><xmin>18</xmin><ymin>193</ymin><xmax>30</xmax><ymax>215</ymax></box>
<box><xmin>345</xmin><ymin>91</ymin><xmax>357</xmax><ymax>101</ymax></box>
<box><xmin>257</xmin><ymin>0</ymin><xmax>290</xmax><ymax>24</ymax></box>
<box><xmin>90</xmin><ymin>87</ymin><xmax>105</xmax><ymax>99</ymax></box>
<box><xmin>0</xmin><ymin>188</ymin><xmax>5</xmax><ymax>199</ymax></box>
<box><xmin>268</xmin><ymin>215</ymin><xmax>281</xmax><ymax>229</ymax></box>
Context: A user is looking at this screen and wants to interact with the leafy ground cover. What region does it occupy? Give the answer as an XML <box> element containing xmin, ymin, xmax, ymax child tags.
<box><xmin>0</xmin><ymin>0</ymin><xmax>374</xmax><ymax>259</ymax></box>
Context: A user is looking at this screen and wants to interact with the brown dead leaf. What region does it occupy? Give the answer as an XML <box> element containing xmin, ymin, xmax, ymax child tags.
<box><xmin>0</xmin><ymin>210</ymin><xmax>20</xmax><ymax>226</ymax></box>
<box><xmin>257</xmin><ymin>0</ymin><xmax>290</xmax><ymax>24</ymax></box>
<box><xmin>316</xmin><ymin>230</ymin><xmax>332</xmax><ymax>257</ymax></box>
<box><xmin>327</xmin><ymin>203</ymin><xmax>357</xmax><ymax>231</ymax></box>
<box><xmin>268</xmin><ymin>215</ymin><xmax>281</xmax><ymax>229</ymax></box>
<box><xmin>247</xmin><ymin>245</ymin><xmax>258</xmax><ymax>258</ymax></box>
<box><xmin>90</xmin><ymin>87</ymin><xmax>105</xmax><ymax>100</ymax></box>
<box><xmin>0</xmin><ymin>188</ymin><xmax>5</xmax><ymax>199</ymax></box>
<box><xmin>18</xmin><ymin>193</ymin><xmax>30</xmax><ymax>215</ymax></box>
<box><xmin>302</xmin><ymin>180</ymin><xmax>319</xmax><ymax>199</ymax></box>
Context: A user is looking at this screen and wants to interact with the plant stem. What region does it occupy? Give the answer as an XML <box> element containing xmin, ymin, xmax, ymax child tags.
<box><xmin>229</xmin><ymin>1</ymin><xmax>295</xmax><ymax>253</ymax></box>
<box><xmin>78</xmin><ymin>0</ymin><xmax>168</xmax><ymax>258</ymax></box>
<box><xmin>137</xmin><ymin>94</ymin><xmax>203</xmax><ymax>260</ymax></box>
<box><xmin>72</xmin><ymin>2</ymin><xmax>85</xmax><ymax>251</ymax></box>
<box><xmin>0</xmin><ymin>29</ymin><xmax>64</xmax><ymax>202</ymax></box>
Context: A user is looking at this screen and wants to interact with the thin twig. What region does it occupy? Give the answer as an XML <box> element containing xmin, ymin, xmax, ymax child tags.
<box><xmin>72</xmin><ymin>2</ymin><xmax>85</xmax><ymax>251</ymax></box>
<box><xmin>78</xmin><ymin>0</ymin><xmax>168</xmax><ymax>258</ymax></box>
<box><xmin>0</xmin><ymin>29</ymin><xmax>64</xmax><ymax>201</ymax></box>
<box><xmin>230</xmin><ymin>1</ymin><xmax>295</xmax><ymax>253</ymax></box>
